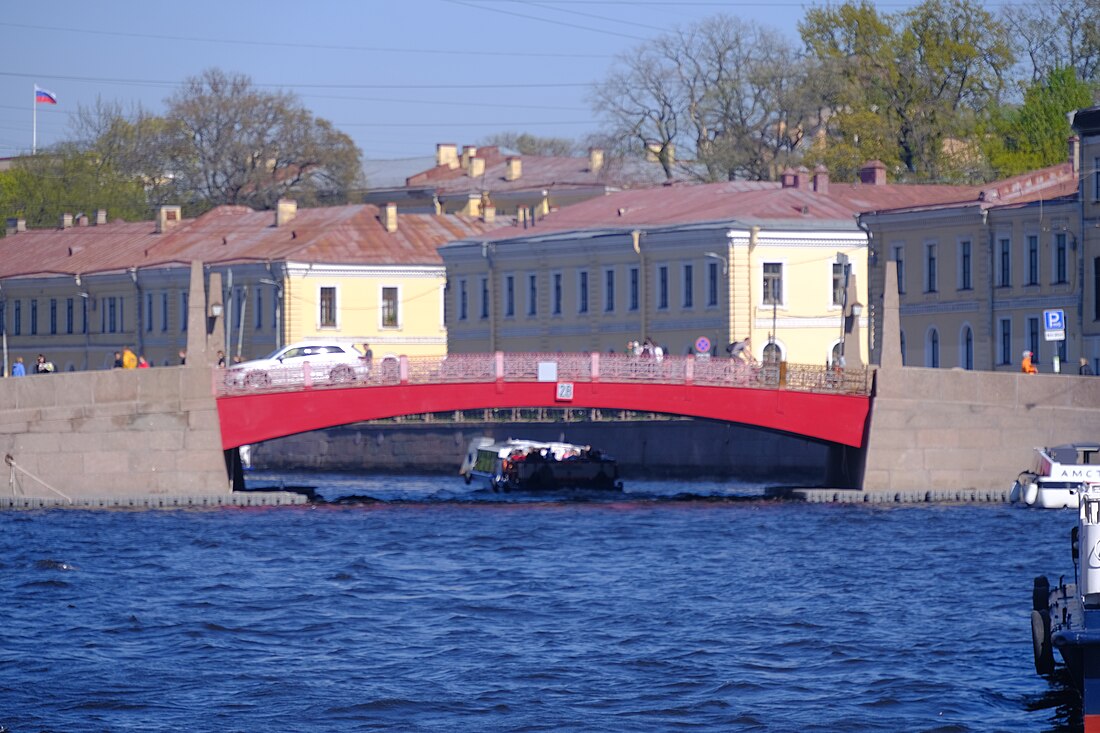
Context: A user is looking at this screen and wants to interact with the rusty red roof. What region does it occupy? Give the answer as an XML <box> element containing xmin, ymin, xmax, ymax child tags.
<box><xmin>0</xmin><ymin>204</ymin><xmax>507</xmax><ymax>279</ymax></box>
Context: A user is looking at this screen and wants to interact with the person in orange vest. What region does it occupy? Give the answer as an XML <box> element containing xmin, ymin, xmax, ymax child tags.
<box><xmin>1021</xmin><ymin>350</ymin><xmax>1038</xmax><ymax>374</ymax></box>
<box><xmin>122</xmin><ymin>346</ymin><xmax>138</xmax><ymax>369</ymax></box>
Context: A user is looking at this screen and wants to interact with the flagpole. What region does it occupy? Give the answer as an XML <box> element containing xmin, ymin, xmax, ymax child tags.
<box><xmin>32</xmin><ymin>84</ymin><xmax>37</xmax><ymax>155</ymax></box>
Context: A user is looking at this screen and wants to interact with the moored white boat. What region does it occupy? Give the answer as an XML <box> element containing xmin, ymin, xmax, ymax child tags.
<box><xmin>1010</xmin><ymin>443</ymin><xmax>1100</xmax><ymax>509</ymax></box>
<box><xmin>459</xmin><ymin>437</ymin><xmax>622</xmax><ymax>492</ymax></box>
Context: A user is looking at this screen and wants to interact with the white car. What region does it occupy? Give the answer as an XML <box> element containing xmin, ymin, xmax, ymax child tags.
<box><xmin>224</xmin><ymin>341</ymin><xmax>367</xmax><ymax>389</ymax></box>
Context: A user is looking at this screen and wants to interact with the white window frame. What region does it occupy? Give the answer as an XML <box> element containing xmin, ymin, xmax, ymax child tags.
<box><xmin>603</xmin><ymin>267</ymin><xmax>616</xmax><ymax>313</ymax></box>
<box><xmin>318</xmin><ymin>284</ymin><xmax>339</xmax><ymax>329</ymax></box>
<box><xmin>379</xmin><ymin>283</ymin><xmax>401</xmax><ymax>330</ymax></box>
<box><xmin>681</xmin><ymin>262</ymin><xmax>694</xmax><ymax>309</ymax></box>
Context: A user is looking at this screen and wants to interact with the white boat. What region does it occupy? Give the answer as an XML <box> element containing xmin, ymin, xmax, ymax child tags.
<box><xmin>459</xmin><ymin>437</ymin><xmax>622</xmax><ymax>492</ymax></box>
<box><xmin>1010</xmin><ymin>443</ymin><xmax>1100</xmax><ymax>508</ymax></box>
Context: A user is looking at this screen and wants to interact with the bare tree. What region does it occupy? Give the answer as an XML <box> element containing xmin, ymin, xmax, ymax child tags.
<box><xmin>592</xmin><ymin>15</ymin><xmax>817</xmax><ymax>182</ymax></box>
<box><xmin>1002</xmin><ymin>0</ymin><xmax>1100</xmax><ymax>84</ymax></box>
<box><xmin>165</xmin><ymin>68</ymin><xmax>362</xmax><ymax>210</ymax></box>
<box><xmin>479</xmin><ymin>132</ymin><xmax>578</xmax><ymax>156</ymax></box>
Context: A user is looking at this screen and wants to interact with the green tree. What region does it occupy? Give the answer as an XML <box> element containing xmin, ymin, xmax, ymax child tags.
<box><xmin>479</xmin><ymin>132</ymin><xmax>578</xmax><ymax>156</ymax></box>
<box><xmin>984</xmin><ymin>67</ymin><xmax>1096</xmax><ymax>177</ymax></box>
<box><xmin>0</xmin><ymin>145</ymin><xmax>148</xmax><ymax>231</ymax></box>
<box><xmin>801</xmin><ymin>0</ymin><xmax>1015</xmax><ymax>182</ymax></box>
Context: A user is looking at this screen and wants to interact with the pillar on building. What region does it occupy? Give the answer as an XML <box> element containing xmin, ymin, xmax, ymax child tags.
<box><xmin>878</xmin><ymin>261</ymin><xmax>902</xmax><ymax>370</ymax></box>
<box><xmin>843</xmin><ymin>272</ymin><xmax>864</xmax><ymax>368</ymax></box>
<box><xmin>206</xmin><ymin>270</ymin><xmax>226</xmax><ymax>366</ymax></box>
<box><xmin>185</xmin><ymin>261</ymin><xmax>208</xmax><ymax>368</ymax></box>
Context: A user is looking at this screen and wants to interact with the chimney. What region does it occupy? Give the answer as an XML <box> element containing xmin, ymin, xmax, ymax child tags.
<box><xmin>95</xmin><ymin>209</ymin><xmax>107</xmax><ymax>225</ymax></box>
<box><xmin>812</xmin><ymin>165</ymin><xmax>830</xmax><ymax>194</ymax></box>
<box><xmin>275</xmin><ymin>198</ymin><xmax>298</xmax><ymax>227</ymax></box>
<box><xmin>383</xmin><ymin>202</ymin><xmax>398</xmax><ymax>233</ymax></box>
<box><xmin>60</xmin><ymin>213</ymin><xmax>73</xmax><ymax>229</ymax></box>
<box><xmin>780</xmin><ymin>168</ymin><xmax>796</xmax><ymax>188</ymax></box>
<box><xmin>436</xmin><ymin>143</ymin><xmax>459</xmax><ymax>169</ymax></box>
<box><xmin>482</xmin><ymin>205</ymin><xmax>496</xmax><ymax>224</ymax></box>
<box><xmin>156</xmin><ymin>205</ymin><xmax>182</xmax><ymax>233</ymax></box>
<box><xmin>461</xmin><ymin>145</ymin><xmax>478</xmax><ymax>169</ymax></box>
<box><xmin>76</xmin><ymin>214</ymin><xmax>89</xmax><ymax>226</ymax></box>
<box><xmin>859</xmin><ymin>160</ymin><xmax>887</xmax><ymax>186</ymax></box>
<box><xmin>794</xmin><ymin>166</ymin><xmax>810</xmax><ymax>189</ymax></box>
<box><xmin>5</xmin><ymin>217</ymin><xmax>25</xmax><ymax>236</ymax></box>
<box><xmin>1070</xmin><ymin>136</ymin><xmax>1080</xmax><ymax>174</ymax></box>
<box><xmin>506</xmin><ymin>157</ymin><xmax>522</xmax><ymax>181</ymax></box>
<box><xmin>588</xmin><ymin>147</ymin><xmax>604</xmax><ymax>173</ymax></box>
<box><xmin>469</xmin><ymin>156</ymin><xmax>485</xmax><ymax>178</ymax></box>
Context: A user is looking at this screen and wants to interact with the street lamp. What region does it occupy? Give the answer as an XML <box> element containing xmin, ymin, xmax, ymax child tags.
<box><xmin>836</xmin><ymin>252</ymin><xmax>850</xmax><ymax>368</ymax></box>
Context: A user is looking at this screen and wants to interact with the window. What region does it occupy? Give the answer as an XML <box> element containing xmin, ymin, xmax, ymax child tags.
<box><xmin>925</xmin><ymin>243</ymin><xmax>937</xmax><ymax>293</ymax></box>
<box><xmin>926</xmin><ymin>328</ymin><xmax>939</xmax><ymax>368</ymax></box>
<box><xmin>604</xmin><ymin>269</ymin><xmax>615</xmax><ymax>312</ymax></box>
<box><xmin>81</xmin><ymin>298</ymin><xmax>87</xmax><ymax>335</ymax></box>
<box><xmin>1055</xmin><ymin>233</ymin><xmax>1068</xmax><ymax>284</ymax></box>
<box><xmin>528</xmin><ymin>274</ymin><xmax>537</xmax><ymax>317</ymax></box>
<box><xmin>999</xmin><ymin>318</ymin><xmax>1011</xmax><ymax>366</ymax></box>
<box><xmin>13</xmin><ymin>300</ymin><xmax>20</xmax><ymax>336</ymax></box>
<box><xmin>682</xmin><ymin>264</ymin><xmax>693</xmax><ymax>308</ymax></box>
<box><xmin>657</xmin><ymin>265</ymin><xmax>668</xmax><ymax>310</ymax></box>
<box><xmin>707</xmin><ymin>262</ymin><xmax>718</xmax><ymax>307</ymax></box>
<box><xmin>30</xmin><ymin>299</ymin><xmax>38</xmax><ymax>336</ymax></box>
<box><xmin>161</xmin><ymin>292</ymin><xmax>169</xmax><ymax>332</ymax></box>
<box><xmin>998</xmin><ymin>238</ymin><xmax>1011</xmax><ymax>287</ymax></box>
<box><xmin>181</xmin><ymin>292</ymin><xmax>188</xmax><ymax>332</ymax></box>
<box><xmin>0</xmin><ymin>302</ymin><xmax>4</xmax><ymax>335</ymax></box>
<box><xmin>255</xmin><ymin>289</ymin><xmax>262</xmax><ymax>329</ymax></box>
<box><xmin>107</xmin><ymin>297</ymin><xmax>117</xmax><ymax>334</ymax></box>
<box><xmin>1057</xmin><ymin>338</ymin><xmax>1067</xmax><ymax>363</ymax></box>
<box><xmin>961</xmin><ymin>326</ymin><xmax>973</xmax><ymax>370</ymax></box>
<box><xmin>382</xmin><ymin>287</ymin><xmax>398</xmax><ymax>327</ymax></box>
<box><xmin>629</xmin><ymin>267</ymin><xmax>639</xmax><ymax>311</ymax></box>
<box><xmin>1095</xmin><ymin>257</ymin><xmax>1100</xmax><ymax>321</ymax></box>
<box><xmin>553</xmin><ymin>272</ymin><xmax>562</xmax><ymax>315</ymax></box>
<box><xmin>319</xmin><ymin>286</ymin><xmax>336</xmax><ymax>327</ymax></box>
<box><xmin>1095</xmin><ymin>156</ymin><xmax>1100</xmax><ymax>200</ymax></box>
<box><xmin>578</xmin><ymin>271</ymin><xmax>589</xmax><ymax>314</ymax></box>
<box><xmin>1028</xmin><ymin>316</ymin><xmax>1040</xmax><ymax>363</ymax></box>
<box><xmin>959</xmin><ymin>240</ymin><xmax>972</xmax><ymax>290</ymax></box>
<box><xmin>49</xmin><ymin>299</ymin><xmax>57</xmax><ymax>335</ymax></box>
<box><xmin>762</xmin><ymin>263</ymin><xmax>782</xmax><ymax>305</ymax></box>
<box><xmin>504</xmin><ymin>275</ymin><xmax>515</xmax><ymax>318</ymax></box>
<box><xmin>832</xmin><ymin>263</ymin><xmax>845</xmax><ymax>305</ymax></box>
<box><xmin>65</xmin><ymin>298</ymin><xmax>73</xmax><ymax>335</ymax></box>
<box><xmin>894</xmin><ymin>246</ymin><xmax>905</xmax><ymax>295</ymax></box>
<box><xmin>762</xmin><ymin>342</ymin><xmax>781</xmax><ymax>364</ymax></box>
<box><xmin>900</xmin><ymin>331</ymin><xmax>906</xmax><ymax>365</ymax></box>
<box><xmin>459</xmin><ymin>279</ymin><xmax>468</xmax><ymax>321</ymax></box>
<box><xmin>145</xmin><ymin>293</ymin><xmax>153</xmax><ymax>332</ymax></box>
<box><xmin>480</xmin><ymin>277</ymin><xmax>489</xmax><ymax>320</ymax></box>
<box><xmin>1027</xmin><ymin>235</ymin><xmax>1039</xmax><ymax>285</ymax></box>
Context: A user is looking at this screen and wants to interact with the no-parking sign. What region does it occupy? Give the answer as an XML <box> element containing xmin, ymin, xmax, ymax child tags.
<box><xmin>695</xmin><ymin>336</ymin><xmax>711</xmax><ymax>354</ymax></box>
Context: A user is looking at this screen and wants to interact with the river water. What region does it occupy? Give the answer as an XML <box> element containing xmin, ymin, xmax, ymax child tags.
<box><xmin>0</xmin><ymin>472</ymin><xmax>1083</xmax><ymax>732</ymax></box>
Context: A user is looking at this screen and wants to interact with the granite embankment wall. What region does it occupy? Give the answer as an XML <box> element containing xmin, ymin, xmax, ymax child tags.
<box><xmin>250</xmin><ymin>419</ymin><xmax>833</xmax><ymax>484</ymax></box>
<box><xmin>0</xmin><ymin>367</ymin><xmax>229</xmax><ymax>498</ymax></box>
<box><xmin>862</xmin><ymin>366</ymin><xmax>1100</xmax><ymax>491</ymax></box>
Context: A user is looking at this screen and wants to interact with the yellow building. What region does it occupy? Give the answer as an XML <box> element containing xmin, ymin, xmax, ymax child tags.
<box><xmin>441</xmin><ymin>164</ymin><xmax>972</xmax><ymax>365</ymax></box>
<box><xmin>0</xmin><ymin>201</ymin><xmax>504</xmax><ymax>372</ymax></box>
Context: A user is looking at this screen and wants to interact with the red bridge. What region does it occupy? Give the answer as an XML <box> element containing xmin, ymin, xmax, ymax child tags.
<box><xmin>215</xmin><ymin>353</ymin><xmax>872</xmax><ymax>450</ymax></box>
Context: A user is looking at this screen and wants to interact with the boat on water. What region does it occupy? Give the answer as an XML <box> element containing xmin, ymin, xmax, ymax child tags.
<box><xmin>459</xmin><ymin>438</ymin><xmax>622</xmax><ymax>492</ymax></box>
<box><xmin>1031</xmin><ymin>484</ymin><xmax>1100</xmax><ymax>730</ymax></box>
<box><xmin>1009</xmin><ymin>443</ymin><xmax>1100</xmax><ymax>508</ymax></box>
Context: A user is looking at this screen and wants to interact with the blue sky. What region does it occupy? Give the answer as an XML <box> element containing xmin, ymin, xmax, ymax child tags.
<box><xmin>3</xmin><ymin>0</ymin><xmax>946</xmax><ymax>163</ymax></box>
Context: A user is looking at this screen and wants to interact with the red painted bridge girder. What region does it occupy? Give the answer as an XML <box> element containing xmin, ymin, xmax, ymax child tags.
<box><xmin>216</xmin><ymin>380</ymin><xmax>871</xmax><ymax>450</ymax></box>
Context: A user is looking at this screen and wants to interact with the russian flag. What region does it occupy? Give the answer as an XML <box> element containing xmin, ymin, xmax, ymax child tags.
<box><xmin>34</xmin><ymin>86</ymin><xmax>57</xmax><ymax>105</ymax></box>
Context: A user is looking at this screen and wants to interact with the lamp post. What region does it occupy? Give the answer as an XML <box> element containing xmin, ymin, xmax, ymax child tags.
<box><xmin>836</xmin><ymin>253</ymin><xmax>850</xmax><ymax>367</ymax></box>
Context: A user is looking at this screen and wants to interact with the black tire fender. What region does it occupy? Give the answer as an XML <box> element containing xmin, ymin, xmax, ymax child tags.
<box><xmin>1032</xmin><ymin>609</ymin><xmax>1055</xmax><ymax>676</ymax></box>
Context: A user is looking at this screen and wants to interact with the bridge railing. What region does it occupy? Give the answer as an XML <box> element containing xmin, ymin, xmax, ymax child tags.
<box><xmin>218</xmin><ymin>352</ymin><xmax>871</xmax><ymax>398</ymax></box>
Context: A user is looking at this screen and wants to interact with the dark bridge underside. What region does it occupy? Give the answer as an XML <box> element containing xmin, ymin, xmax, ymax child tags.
<box><xmin>217</xmin><ymin>381</ymin><xmax>871</xmax><ymax>450</ymax></box>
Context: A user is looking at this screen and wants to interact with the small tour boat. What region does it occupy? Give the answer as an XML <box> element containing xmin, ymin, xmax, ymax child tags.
<box><xmin>1031</xmin><ymin>484</ymin><xmax>1100</xmax><ymax>730</ymax></box>
<box><xmin>1010</xmin><ymin>443</ymin><xmax>1100</xmax><ymax>509</ymax></box>
<box><xmin>459</xmin><ymin>437</ymin><xmax>622</xmax><ymax>492</ymax></box>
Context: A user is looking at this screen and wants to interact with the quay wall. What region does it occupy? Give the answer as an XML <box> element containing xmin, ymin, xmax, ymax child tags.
<box><xmin>861</xmin><ymin>366</ymin><xmax>1100</xmax><ymax>492</ymax></box>
<box><xmin>249</xmin><ymin>419</ymin><xmax>832</xmax><ymax>483</ymax></box>
<box><xmin>0</xmin><ymin>368</ymin><xmax>229</xmax><ymax>499</ymax></box>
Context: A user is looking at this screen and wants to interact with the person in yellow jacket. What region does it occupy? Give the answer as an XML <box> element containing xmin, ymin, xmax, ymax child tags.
<box><xmin>122</xmin><ymin>346</ymin><xmax>138</xmax><ymax>369</ymax></box>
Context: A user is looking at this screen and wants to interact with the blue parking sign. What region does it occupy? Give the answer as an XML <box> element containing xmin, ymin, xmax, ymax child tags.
<box><xmin>1044</xmin><ymin>309</ymin><xmax>1065</xmax><ymax>330</ymax></box>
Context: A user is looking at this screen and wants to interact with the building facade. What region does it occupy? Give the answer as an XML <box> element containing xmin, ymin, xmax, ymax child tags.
<box><xmin>0</xmin><ymin>201</ymin><xmax>503</xmax><ymax>373</ymax></box>
<box><xmin>440</xmin><ymin>166</ymin><xmax>976</xmax><ymax>365</ymax></box>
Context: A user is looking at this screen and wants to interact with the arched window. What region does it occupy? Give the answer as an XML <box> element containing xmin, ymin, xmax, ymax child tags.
<box><xmin>830</xmin><ymin>341</ymin><xmax>842</xmax><ymax>367</ymax></box>
<box><xmin>762</xmin><ymin>342</ymin><xmax>782</xmax><ymax>364</ymax></box>
<box><xmin>960</xmin><ymin>326</ymin><xmax>974</xmax><ymax>370</ymax></box>
<box><xmin>926</xmin><ymin>328</ymin><xmax>940</xmax><ymax>368</ymax></box>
